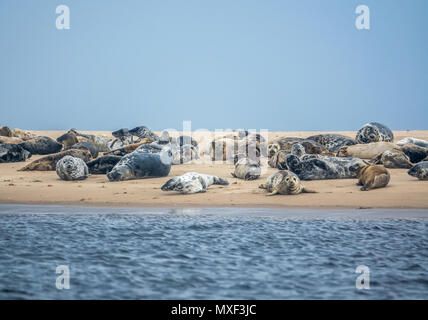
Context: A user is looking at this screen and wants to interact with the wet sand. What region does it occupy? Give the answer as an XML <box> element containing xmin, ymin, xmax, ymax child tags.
<box><xmin>0</xmin><ymin>130</ymin><xmax>427</xmax><ymax>209</ymax></box>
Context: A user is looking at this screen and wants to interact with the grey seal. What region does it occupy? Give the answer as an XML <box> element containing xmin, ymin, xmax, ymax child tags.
<box><xmin>0</xmin><ymin>144</ymin><xmax>31</xmax><ymax>162</ymax></box>
<box><xmin>408</xmin><ymin>161</ymin><xmax>428</xmax><ymax>180</ymax></box>
<box><xmin>56</xmin><ymin>155</ymin><xmax>89</xmax><ymax>181</ymax></box>
<box><xmin>356</xmin><ymin>122</ymin><xmax>394</xmax><ymax>144</ymax></box>
<box><xmin>86</xmin><ymin>155</ymin><xmax>122</xmax><ymax>174</ymax></box>
<box><xmin>19</xmin><ymin>149</ymin><xmax>91</xmax><ymax>171</ymax></box>
<box><xmin>231</xmin><ymin>157</ymin><xmax>261</xmax><ymax>180</ymax></box>
<box><xmin>259</xmin><ymin>170</ymin><xmax>316</xmax><ymax>195</ymax></box>
<box><xmin>19</xmin><ymin>136</ymin><xmax>62</xmax><ymax>155</ymax></box>
<box><xmin>161</xmin><ymin>172</ymin><xmax>229</xmax><ymax>194</ymax></box>
<box><xmin>306</xmin><ymin>134</ymin><xmax>356</xmax><ymax>152</ymax></box>
<box><xmin>396</xmin><ymin>137</ymin><xmax>428</xmax><ymax>148</ymax></box>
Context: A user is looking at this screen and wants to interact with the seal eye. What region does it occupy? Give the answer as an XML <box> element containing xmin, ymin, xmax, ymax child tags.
<box><xmin>285</xmin><ymin>178</ymin><xmax>289</xmax><ymax>182</ymax></box>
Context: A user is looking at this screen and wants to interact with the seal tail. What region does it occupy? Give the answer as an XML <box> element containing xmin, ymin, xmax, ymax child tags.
<box><xmin>213</xmin><ymin>176</ymin><xmax>229</xmax><ymax>186</ymax></box>
<box><xmin>374</xmin><ymin>173</ymin><xmax>390</xmax><ymax>188</ymax></box>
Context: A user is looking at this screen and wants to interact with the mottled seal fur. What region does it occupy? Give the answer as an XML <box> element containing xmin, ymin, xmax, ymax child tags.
<box><xmin>400</xmin><ymin>144</ymin><xmax>428</xmax><ymax>163</ymax></box>
<box><xmin>259</xmin><ymin>170</ymin><xmax>316</xmax><ymax>195</ymax></box>
<box><xmin>129</xmin><ymin>126</ymin><xmax>159</xmax><ymax>140</ymax></box>
<box><xmin>306</xmin><ymin>134</ymin><xmax>356</xmax><ymax>152</ymax></box>
<box><xmin>373</xmin><ymin>149</ymin><xmax>413</xmax><ymax>169</ymax></box>
<box><xmin>268</xmin><ymin>137</ymin><xmax>327</xmax><ymax>157</ymax></box>
<box><xmin>69</xmin><ymin>129</ymin><xmax>112</xmax><ymax>152</ymax></box>
<box><xmin>107</xmin><ymin>145</ymin><xmax>172</xmax><ymax>181</ymax></box>
<box><xmin>354</xmin><ymin>164</ymin><xmax>390</xmax><ymax>191</ymax></box>
<box><xmin>286</xmin><ymin>154</ymin><xmax>366</xmax><ymax>180</ymax></box>
<box><xmin>19</xmin><ymin>136</ymin><xmax>62</xmax><ymax>155</ymax></box>
<box><xmin>161</xmin><ymin>172</ymin><xmax>229</xmax><ymax>194</ymax></box>
<box><xmin>105</xmin><ymin>138</ymin><xmax>154</xmax><ymax>156</ymax></box>
<box><xmin>231</xmin><ymin>158</ymin><xmax>261</xmax><ymax>180</ymax></box>
<box><xmin>408</xmin><ymin>161</ymin><xmax>428</xmax><ymax>180</ymax></box>
<box><xmin>337</xmin><ymin>142</ymin><xmax>397</xmax><ymax>159</ymax></box>
<box><xmin>268</xmin><ymin>143</ymin><xmax>306</xmax><ymax>169</ymax></box>
<box><xmin>86</xmin><ymin>155</ymin><xmax>122</xmax><ymax>174</ymax></box>
<box><xmin>0</xmin><ymin>144</ymin><xmax>31</xmax><ymax>163</ymax></box>
<box><xmin>356</xmin><ymin>122</ymin><xmax>394</xmax><ymax>144</ymax></box>
<box><xmin>56</xmin><ymin>156</ymin><xmax>89</xmax><ymax>181</ymax></box>
<box><xmin>396</xmin><ymin>137</ymin><xmax>428</xmax><ymax>148</ymax></box>
<box><xmin>64</xmin><ymin>141</ymin><xmax>98</xmax><ymax>158</ymax></box>
<box><xmin>19</xmin><ymin>149</ymin><xmax>91</xmax><ymax>171</ymax></box>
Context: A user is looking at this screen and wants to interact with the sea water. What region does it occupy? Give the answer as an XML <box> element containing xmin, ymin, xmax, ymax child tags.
<box><xmin>0</xmin><ymin>205</ymin><xmax>427</xmax><ymax>299</ymax></box>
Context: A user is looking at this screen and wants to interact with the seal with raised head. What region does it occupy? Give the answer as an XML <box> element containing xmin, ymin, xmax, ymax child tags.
<box><xmin>353</xmin><ymin>164</ymin><xmax>390</xmax><ymax>191</ymax></box>
<box><xmin>129</xmin><ymin>126</ymin><xmax>159</xmax><ymax>140</ymax></box>
<box><xmin>373</xmin><ymin>149</ymin><xmax>413</xmax><ymax>169</ymax></box>
<box><xmin>86</xmin><ymin>155</ymin><xmax>122</xmax><ymax>174</ymax></box>
<box><xmin>19</xmin><ymin>149</ymin><xmax>91</xmax><ymax>171</ymax></box>
<box><xmin>396</xmin><ymin>137</ymin><xmax>428</xmax><ymax>148</ymax></box>
<box><xmin>56</xmin><ymin>155</ymin><xmax>89</xmax><ymax>181</ymax></box>
<box><xmin>0</xmin><ymin>144</ymin><xmax>31</xmax><ymax>163</ymax></box>
<box><xmin>231</xmin><ymin>157</ymin><xmax>261</xmax><ymax>180</ymax></box>
<box><xmin>286</xmin><ymin>154</ymin><xmax>366</xmax><ymax>180</ymax></box>
<box><xmin>57</xmin><ymin>131</ymin><xmax>79</xmax><ymax>148</ymax></box>
<box><xmin>306</xmin><ymin>134</ymin><xmax>356</xmax><ymax>152</ymax></box>
<box><xmin>408</xmin><ymin>161</ymin><xmax>428</xmax><ymax>180</ymax></box>
<box><xmin>356</xmin><ymin>122</ymin><xmax>394</xmax><ymax>144</ymax></box>
<box><xmin>19</xmin><ymin>136</ymin><xmax>62</xmax><ymax>155</ymax></box>
<box><xmin>259</xmin><ymin>170</ymin><xmax>316</xmax><ymax>195</ymax></box>
<box><xmin>107</xmin><ymin>144</ymin><xmax>172</xmax><ymax>181</ymax></box>
<box><xmin>161</xmin><ymin>172</ymin><xmax>229</xmax><ymax>194</ymax></box>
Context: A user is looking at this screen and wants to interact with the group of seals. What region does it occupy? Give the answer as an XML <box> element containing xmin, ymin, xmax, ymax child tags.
<box><xmin>161</xmin><ymin>172</ymin><xmax>229</xmax><ymax>194</ymax></box>
<box><xmin>259</xmin><ymin>170</ymin><xmax>316</xmax><ymax>195</ymax></box>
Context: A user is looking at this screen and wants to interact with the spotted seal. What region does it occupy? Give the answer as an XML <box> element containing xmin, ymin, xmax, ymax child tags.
<box><xmin>396</xmin><ymin>137</ymin><xmax>428</xmax><ymax>148</ymax></box>
<box><xmin>19</xmin><ymin>149</ymin><xmax>91</xmax><ymax>171</ymax></box>
<box><xmin>231</xmin><ymin>157</ymin><xmax>261</xmax><ymax>180</ymax></box>
<box><xmin>56</xmin><ymin>155</ymin><xmax>89</xmax><ymax>181</ymax></box>
<box><xmin>0</xmin><ymin>144</ymin><xmax>31</xmax><ymax>162</ymax></box>
<box><xmin>373</xmin><ymin>149</ymin><xmax>413</xmax><ymax>169</ymax></box>
<box><xmin>105</xmin><ymin>138</ymin><xmax>154</xmax><ymax>156</ymax></box>
<box><xmin>400</xmin><ymin>144</ymin><xmax>428</xmax><ymax>163</ymax></box>
<box><xmin>268</xmin><ymin>137</ymin><xmax>327</xmax><ymax>158</ymax></box>
<box><xmin>306</xmin><ymin>134</ymin><xmax>356</xmax><ymax>152</ymax></box>
<box><xmin>18</xmin><ymin>136</ymin><xmax>62</xmax><ymax>155</ymax></box>
<box><xmin>268</xmin><ymin>143</ymin><xmax>307</xmax><ymax>169</ymax></box>
<box><xmin>353</xmin><ymin>164</ymin><xmax>390</xmax><ymax>191</ymax></box>
<box><xmin>408</xmin><ymin>161</ymin><xmax>428</xmax><ymax>180</ymax></box>
<box><xmin>86</xmin><ymin>155</ymin><xmax>122</xmax><ymax>174</ymax></box>
<box><xmin>107</xmin><ymin>144</ymin><xmax>172</xmax><ymax>181</ymax></box>
<box><xmin>161</xmin><ymin>172</ymin><xmax>229</xmax><ymax>194</ymax></box>
<box><xmin>356</xmin><ymin>122</ymin><xmax>394</xmax><ymax>144</ymax></box>
<box><xmin>259</xmin><ymin>170</ymin><xmax>316</xmax><ymax>195</ymax></box>
<box><xmin>286</xmin><ymin>154</ymin><xmax>366</xmax><ymax>180</ymax></box>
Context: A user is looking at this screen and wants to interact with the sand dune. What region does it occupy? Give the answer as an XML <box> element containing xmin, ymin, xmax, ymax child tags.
<box><xmin>0</xmin><ymin>130</ymin><xmax>427</xmax><ymax>209</ymax></box>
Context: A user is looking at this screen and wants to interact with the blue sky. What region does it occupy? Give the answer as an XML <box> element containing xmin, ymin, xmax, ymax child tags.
<box><xmin>0</xmin><ymin>0</ymin><xmax>427</xmax><ymax>131</ymax></box>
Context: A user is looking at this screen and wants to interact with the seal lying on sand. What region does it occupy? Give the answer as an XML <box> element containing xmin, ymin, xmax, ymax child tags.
<box><xmin>337</xmin><ymin>142</ymin><xmax>397</xmax><ymax>159</ymax></box>
<box><xmin>69</xmin><ymin>129</ymin><xmax>111</xmax><ymax>152</ymax></box>
<box><xmin>64</xmin><ymin>141</ymin><xmax>98</xmax><ymax>158</ymax></box>
<box><xmin>161</xmin><ymin>172</ymin><xmax>229</xmax><ymax>194</ymax></box>
<box><xmin>105</xmin><ymin>138</ymin><xmax>155</xmax><ymax>156</ymax></box>
<box><xmin>396</xmin><ymin>137</ymin><xmax>428</xmax><ymax>148</ymax></box>
<box><xmin>268</xmin><ymin>137</ymin><xmax>327</xmax><ymax>158</ymax></box>
<box><xmin>19</xmin><ymin>136</ymin><xmax>62</xmax><ymax>155</ymax></box>
<box><xmin>356</xmin><ymin>122</ymin><xmax>394</xmax><ymax>144</ymax></box>
<box><xmin>231</xmin><ymin>158</ymin><xmax>261</xmax><ymax>180</ymax></box>
<box><xmin>19</xmin><ymin>149</ymin><xmax>91</xmax><ymax>171</ymax></box>
<box><xmin>0</xmin><ymin>127</ymin><xmax>36</xmax><ymax>140</ymax></box>
<box><xmin>353</xmin><ymin>164</ymin><xmax>390</xmax><ymax>191</ymax></box>
<box><xmin>57</xmin><ymin>131</ymin><xmax>79</xmax><ymax>148</ymax></box>
<box><xmin>268</xmin><ymin>143</ymin><xmax>307</xmax><ymax>169</ymax></box>
<box><xmin>259</xmin><ymin>170</ymin><xmax>316</xmax><ymax>195</ymax></box>
<box><xmin>400</xmin><ymin>144</ymin><xmax>428</xmax><ymax>163</ymax></box>
<box><xmin>107</xmin><ymin>144</ymin><xmax>172</xmax><ymax>181</ymax></box>
<box><xmin>0</xmin><ymin>136</ymin><xmax>23</xmax><ymax>144</ymax></box>
<box><xmin>129</xmin><ymin>126</ymin><xmax>159</xmax><ymax>141</ymax></box>
<box><xmin>56</xmin><ymin>156</ymin><xmax>89</xmax><ymax>181</ymax></box>
<box><xmin>0</xmin><ymin>144</ymin><xmax>31</xmax><ymax>162</ymax></box>
<box><xmin>373</xmin><ymin>149</ymin><xmax>413</xmax><ymax>169</ymax></box>
<box><xmin>306</xmin><ymin>134</ymin><xmax>356</xmax><ymax>152</ymax></box>
<box><xmin>408</xmin><ymin>161</ymin><xmax>428</xmax><ymax>180</ymax></box>
<box><xmin>86</xmin><ymin>155</ymin><xmax>122</xmax><ymax>174</ymax></box>
<box><xmin>286</xmin><ymin>154</ymin><xmax>366</xmax><ymax>180</ymax></box>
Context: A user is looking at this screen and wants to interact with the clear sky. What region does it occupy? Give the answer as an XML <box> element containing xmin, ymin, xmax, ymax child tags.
<box><xmin>0</xmin><ymin>0</ymin><xmax>427</xmax><ymax>131</ymax></box>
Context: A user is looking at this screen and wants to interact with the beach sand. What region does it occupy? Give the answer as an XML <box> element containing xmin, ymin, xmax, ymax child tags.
<box><xmin>1</xmin><ymin>130</ymin><xmax>427</xmax><ymax>209</ymax></box>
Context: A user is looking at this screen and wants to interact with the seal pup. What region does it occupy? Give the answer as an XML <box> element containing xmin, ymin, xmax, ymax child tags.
<box><xmin>337</xmin><ymin>142</ymin><xmax>397</xmax><ymax>159</ymax></box>
<box><xmin>86</xmin><ymin>155</ymin><xmax>122</xmax><ymax>174</ymax></box>
<box><xmin>408</xmin><ymin>161</ymin><xmax>428</xmax><ymax>180</ymax></box>
<box><xmin>161</xmin><ymin>172</ymin><xmax>229</xmax><ymax>194</ymax></box>
<box><xmin>0</xmin><ymin>144</ymin><xmax>31</xmax><ymax>163</ymax></box>
<box><xmin>19</xmin><ymin>136</ymin><xmax>62</xmax><ymax>155</ymax></box>
<box><xmin>56</xmin><ymin>156</ymin><xmax>89</xmax><ymax>181</ymax></box>
<box><xmin>396</xmin><ymin>137</ymin><xmax>428</xmax><ymax>148</ymax></box>
<box><xmin>373</xmin><ymin>149</ymin><xmax>413</xmax><ymax>169</ymax></box>
<box><xmin>306</xmin><ymin>134</ymin><xmax>356</xmax><ymax>152</ymax></box>
<box><xmin>356</xmin><ymin>122</ymin><xmax>394</xmax><ymax>144</ymax></box>
<box><xmin>286</xmin><ymin>154</ymin><xmax>366</xmax><ymax>180</ymax></box>
<box><xmin>19</xmin><ymin>149</ymin><xmax>91</xmax><ymax>171</ymax></box>
<box><xmin>231</xmin><ymin>157</ymin><xmax>261</xmax><ymax>180</ymax></box>
<box><xmin>354</xmin><ymin>164</ymin><xmax>390</xmax><ymax>191</ymax></box>
<box><xmin>259</xmin><ymin>170</ymin><xmax>316</xmax><ymax>195</ymax></box>
<box><xmin>107</xmin><ymin>144</ymin><xmax>172</xmax><ymax>181</ymax></box>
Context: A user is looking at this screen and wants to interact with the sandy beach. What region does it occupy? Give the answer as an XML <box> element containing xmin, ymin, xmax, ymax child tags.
<box><xmin>1</xmin><ymin>130</ymin><xmax>427</xmax><ymax>209</ymax></box>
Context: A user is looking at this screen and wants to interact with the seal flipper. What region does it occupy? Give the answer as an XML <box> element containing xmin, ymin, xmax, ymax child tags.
<box><xmin>213</xmin><ymin>176</ymin><xmax>229</xmax><ymax>185</ymax></box>
<box><xmin>302</xmin><ymin>187</ymin><xmax>317</xmax><ymax>193</ymax></box>
<box><xmin>266</xmin><ymin>190</ymin><xmax>279</xmax><ymax>196</ymax></box>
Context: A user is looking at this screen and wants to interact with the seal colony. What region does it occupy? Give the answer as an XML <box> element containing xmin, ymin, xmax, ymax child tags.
<box><xmin>0</xmin><ymin>122</ymin><xmax>427</xmax><ymax>202</ymax></box>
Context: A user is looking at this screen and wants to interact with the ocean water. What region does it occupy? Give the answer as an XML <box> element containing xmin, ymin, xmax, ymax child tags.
<box><xmin>0</xmin><ymin>205</ymin><xmax>427</xmax><ymax>300</ymax></box>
